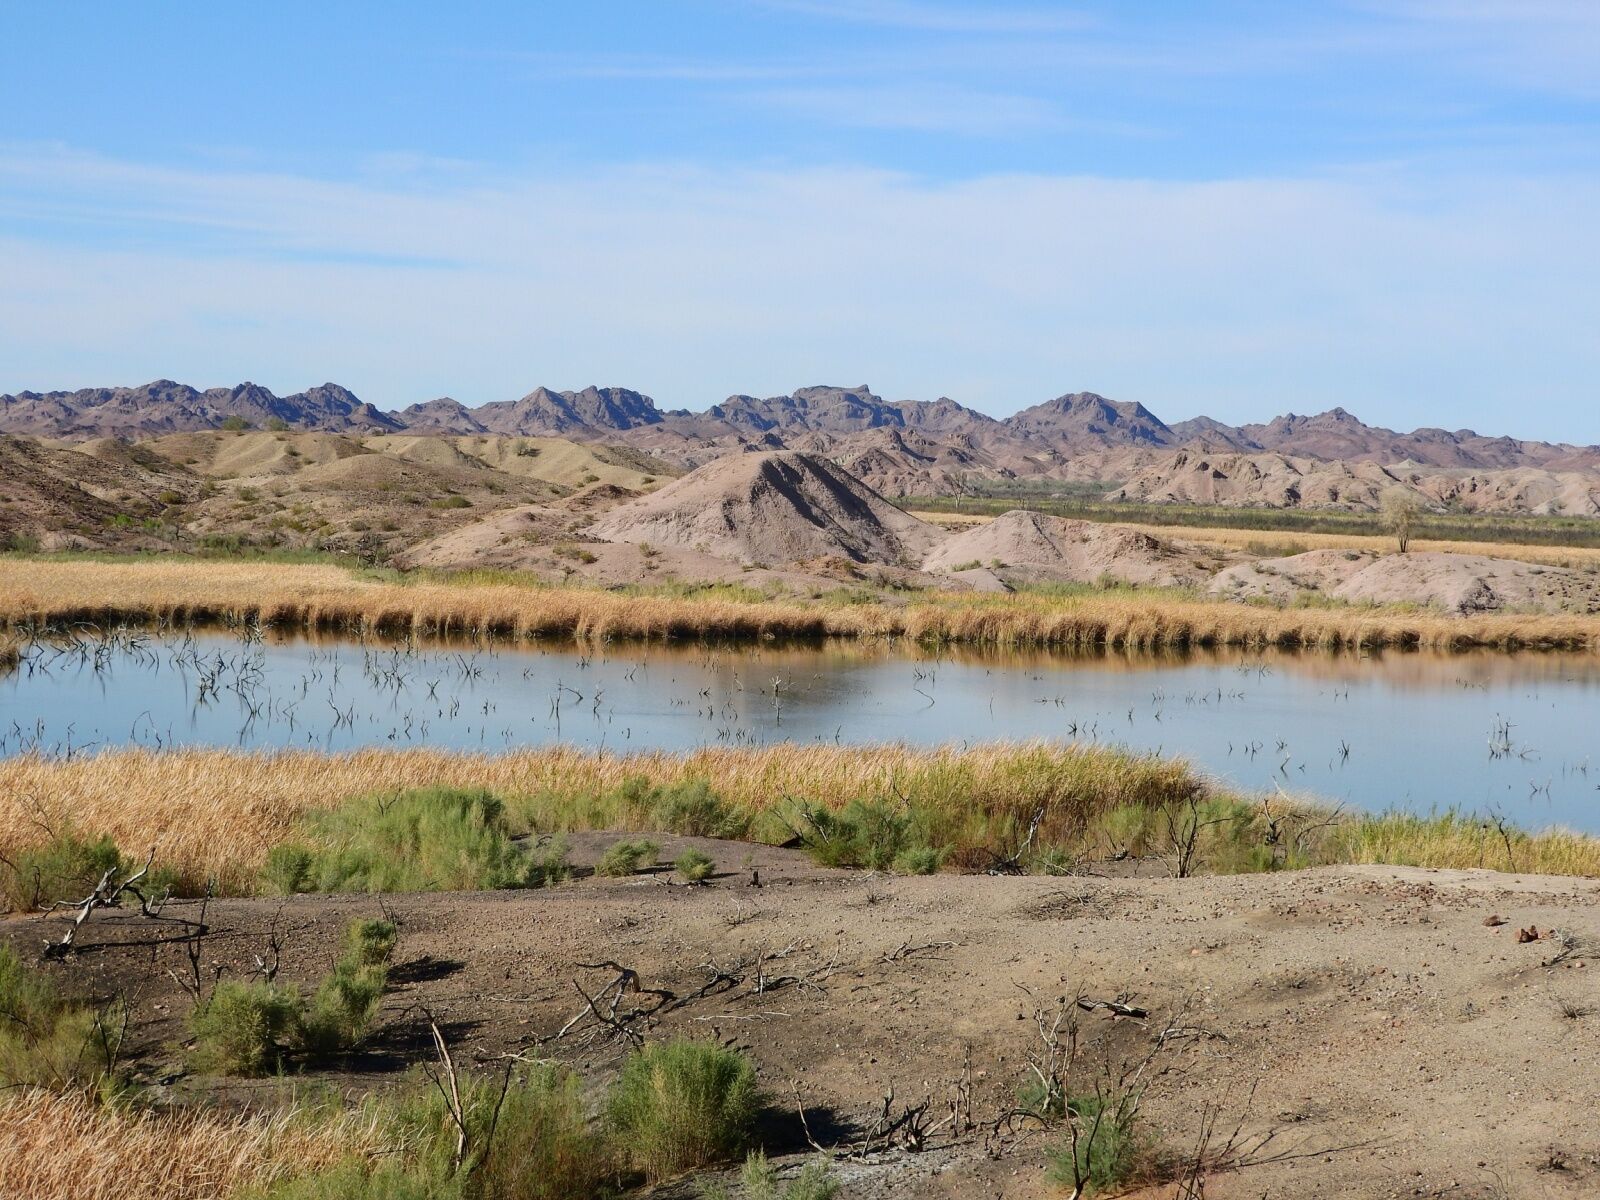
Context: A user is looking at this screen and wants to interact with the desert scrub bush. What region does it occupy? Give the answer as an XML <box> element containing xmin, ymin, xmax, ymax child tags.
<box><xmin>0</xmin><ymin>944</ymin><xmax>125</xmax><ymax>1093</ymax></box>
<box><xmin>0</xmin><ymin>826</ymin><xmax>123</xmax><ymax>912</ymax></box>
<box><xmin>704</xmin><ymin>1151</ymin><xmax>838</xmax><ymax>1200</ymax></box>
<box><xmin>595</xmin><ymin>838</ymin><xmax>660</xmax><ymax>877</ymax></box>
<box><xmin>607</xmin><ymin>1038</ymin><xmax>759</xmax><ymax>1182</ymax></box>
<box><xmin>298</xmin><ymin>919</ymin><xmax>397</xmax><ymax>1059</ymax></box>
<box><xmin>262</xmin><ymin>844</ymin><xmax>315</xmax><ymax>895</ymax></box>
<box><xmin>647</xmin><ymin>778</ymin><xmax>748</xmax><ymax>838</ymax></box>
<box><xmin>189</xmin><ymin>980</ymin><xmax>301</xmax><ymax>1075</ymax></box>
<box><xmin>552</xmin><ymin>541</ymin><xmax>599</xmax><ymax>563</ymax></box>
<box><xmin>577</xmin><ymin>775</ymin><xmax>748</xmax><ymax>839</ymax></box>
<box><xmin>430</xmin><ymin>495</ymin><xmax>472</xmax><ymax>510</ymax></box>
<box><xmin>674</xmin><ymin>848</ymin><xmax>715</xmax><ymax>882</ymax></box>
<box><xmin>1045</xmin><ymin>1093</ymin><xmax>1148</xmax><ymax>1197</ymax></box>
<box><xmin>289</xmin><ymin>788</ymin><xmax>566</xmax><ymax>893</ymax></box>
<box><xmin>788</xmin><ymin>799</ymin><xmax>944</xmax><ymax>872</ymax></box>
<box><xmin>891</xmin><ymin>845</ymin><xmax>946</xmax><ymax>875</ymax></box>
<box><xmin>297</xmin><ymin>1062</ymin><xmax>609</xmax><ymax>1200</ymax></box>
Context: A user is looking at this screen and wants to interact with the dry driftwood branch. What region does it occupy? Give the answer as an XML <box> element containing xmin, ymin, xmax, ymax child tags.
<box><xmin>986</xmin><ymin>805</ymin><xmax>1047</xmax><ymax>875</ymax></box>
<box><xmin>42</xmin><ymin>846</ymin><xmax>173</xmax><ymax>958</ymax></box>
<box><xmin>880</xmin><ymin>940</ymin><xmax>955</xmax><ymax>964</ymax></box>
<box><xmin>1076</xmin><ymin>997</ymin><xmax>1148</xmax><ymax>1020</ymax></box>
<box><xmin>424</xmin><ymin>1010</ymin><xmax>471</xmax><ymax>1170</ymax></box>
<box><xmin>547</xmin><ymin>960</ymin><xmax>676</xmax><ymax>1047</ymax></box>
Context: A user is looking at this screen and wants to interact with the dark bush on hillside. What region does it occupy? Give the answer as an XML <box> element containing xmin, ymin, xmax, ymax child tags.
<box><xmin>192</xmin><ymin>918</ymin><xmax>399</xmax><ymax>1074</ymax></box>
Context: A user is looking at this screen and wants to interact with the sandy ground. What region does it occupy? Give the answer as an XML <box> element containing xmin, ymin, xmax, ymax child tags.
<box><xmin>9</xmin><ymin>837</ymin><xmax>1599</xmax><ymax>1199</ymax></box>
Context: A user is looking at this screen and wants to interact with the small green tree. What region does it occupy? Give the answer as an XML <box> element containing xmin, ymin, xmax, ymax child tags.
<box><xmin>1379</xmin><ymin>488</ymin><xmax>1423</xmax><ymax>554</ymax></box>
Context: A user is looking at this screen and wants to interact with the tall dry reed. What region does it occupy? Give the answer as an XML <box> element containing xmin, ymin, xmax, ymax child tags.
<box><xmin>3</xmin><ymin>558</ymin><xmax>1597</xmax><ymax>651</ymax></box>
<box><xmin>0</xmin><ymin>1089</ymin><xmax>379</xmax><ymax>1200</ymax></box>
<box><xmin>0</xmin><ymin>743</ymin><xmax>1197</xmax><ymax>892</ymax></box>
<box><xmin>6</xmin><ymin>745</ymin><xmax>1599</xmax><ymax>892</ymax></box>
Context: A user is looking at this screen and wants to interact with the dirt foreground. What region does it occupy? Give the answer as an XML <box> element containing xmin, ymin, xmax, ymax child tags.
<box><xmin>8</xmin><ymin>837</ymin><xmax>1600</xmax><ymax>1199</ymax></box>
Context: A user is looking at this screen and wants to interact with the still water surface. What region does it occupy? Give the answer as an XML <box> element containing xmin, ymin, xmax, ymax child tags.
<box><xmin>3</xmin><ymin>631</ymin><xmax>1597</xmax><ymax>830</ymax></box>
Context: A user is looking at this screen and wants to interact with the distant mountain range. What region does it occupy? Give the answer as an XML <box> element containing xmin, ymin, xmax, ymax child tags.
<box><xmin>5</xmin><ymin>379</ymin><xmax>1598</xmax><ymax>479</ymax></box>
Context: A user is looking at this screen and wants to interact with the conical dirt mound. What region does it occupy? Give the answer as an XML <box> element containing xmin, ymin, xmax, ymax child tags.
<box><xmin>588</xmin><ymin>451</ymin><xmax>939</xmax><ymax>565</ymax></box>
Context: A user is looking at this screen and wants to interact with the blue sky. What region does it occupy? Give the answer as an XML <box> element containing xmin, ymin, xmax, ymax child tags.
<box><xmin>3</xmin><ymin>1</ymin><xmax>1598</xmax><ymax>438</ymax></box>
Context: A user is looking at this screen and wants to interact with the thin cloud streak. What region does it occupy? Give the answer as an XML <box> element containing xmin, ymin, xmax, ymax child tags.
<box><xmin>758</xmin><ymin>0</ymin><xmax>1094</xmax><ymax>35</ymax></box>
<box><xmin>0</xmin><ymin>146</ymin><xmax>1596</xmax><ymax>440</ymax></box>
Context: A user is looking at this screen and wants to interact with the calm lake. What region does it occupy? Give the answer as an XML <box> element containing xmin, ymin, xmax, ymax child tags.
<box><xmin>3</xmin><ymin>630</ymin><xmax>1598</xmax><ymax>831</ymax></box>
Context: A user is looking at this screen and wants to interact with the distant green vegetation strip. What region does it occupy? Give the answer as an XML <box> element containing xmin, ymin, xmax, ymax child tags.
<box><xmin>906</xmin><ymin>493</ymin><xmax>1600</xmax><ymax>548</ymax></box>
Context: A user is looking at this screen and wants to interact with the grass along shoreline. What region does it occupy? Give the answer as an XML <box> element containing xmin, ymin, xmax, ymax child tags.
<box><xmin>3</xmin><ymin>744</ymin><xmax>1595</xmax><ymax>901</ymax></box>
<box><xmin>4</xmin><ymin>557</ymin><xmax>1600</xmax><ymax>651</ymax></box>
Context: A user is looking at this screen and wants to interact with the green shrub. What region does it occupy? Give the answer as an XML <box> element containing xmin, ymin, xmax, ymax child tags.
<box><xmin>189</xmin><ymin>980</ymin><xmax>300</xmax><ymax>1075</ymax></box>
<box><xmin>288</xmin><ymin>788</ymin><xmax>563</xmax><ymax>893</ymax></box>
<box><xmin>607</xmin><ymin>1038</ymin><xmax>759</xmax><ymax>1182</ymax></box>
<box><xmin>1045</xmin><ymin>1093</ymin><xmax>1146</xmax><ymax>1197</ymax></box>
<box><xmin>595</xmin><ymin>838</ymin><xmax>660</xmax><ymax>878</ymax></box>
<box><xmin>221</xmin><ymin>415</ymin><xmax>251</xmax><ymax>432</ymax></box>
<box><xmin>298</xmin><ymin>920</ymin><xmax>397</xmax><ymax>1059</ymax></box>
<box><xmin>471</xmin><ymin>1065</ymin><xmax>611</xmax><ymax>1199</ymax></box>
<box><xmin>369</xmin><ymin>1063</ymin><xmax>610</xmax><ymax>1199</ymax></box>
<box><xmin>674</xmin><ymin>849</ymin><xmax>715</xmax><ymax>883</ymax></box>
<box><xmin>0</xmin><ymin>828</ymin><xmax>124</xmax><ymax>913</ymax></box>
<box><xmin>891</xmin><ymin>846</ymin><xmax>945</xmax><ymax>875</ymax></box>
<box><xmin>790</xmin><ymin>800</ymin><xmax>943</xmax><ymax>872</ymax></box>
<box><xmin>646</xmin><ymin>779</ymin><xmax>748</xmax><ymax>839</ymax></box>
<box><xmin>430</xmin><ymin>495</ymin><xmax>472</xmax><ymax>510</ymax></box>
<box><xmin>704</xmin><ymin>1151</ymin><xmax>838</xmax><ymax>1200</ymax></box>
<box><xmin>262</xmin><ymin>844</ymin><xmax>314</xmax><ymax>895</ymax></box>
<box><xmin>0</xmin><ymin>945</ymin><xmax>124</xmax><ymax>1093</ymax></box>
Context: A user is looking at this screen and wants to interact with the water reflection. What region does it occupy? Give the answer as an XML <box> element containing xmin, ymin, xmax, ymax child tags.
<box><xmin>3</xmin><ymin>629</ymin><xmax>1597</xmax><ymax>831</ymax></box>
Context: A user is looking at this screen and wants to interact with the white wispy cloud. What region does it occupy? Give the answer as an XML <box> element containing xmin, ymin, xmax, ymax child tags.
<box><xmin>0</xmin><ymin>144</ymin><xmax>1595</xmax><ymax>439</ymax></box>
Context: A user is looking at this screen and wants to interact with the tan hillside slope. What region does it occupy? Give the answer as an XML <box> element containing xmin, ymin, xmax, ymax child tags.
<box><xmin>1113</xmin><ymin>448</ymin><xmax>1600</xmax><ymax>516</ymax></box>
<box><xmin>589</xmin><ymin>450</ymin><xmax>940</xmax><ymax>565</ymax></box>
<box><xmin>1211</xmin><ymin>548</ymin><xmax>1600</xmax><ymax>615</ymax></box>
<box><xmin>1110</xmin><ymin>450</ymin><xmax>1407</xmax><ymax>509</ymax></box>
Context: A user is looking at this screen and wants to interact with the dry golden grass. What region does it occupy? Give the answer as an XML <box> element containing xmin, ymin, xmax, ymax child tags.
<box><xmin>1327</xmin><ymin>812</ymin><xmax>1600</xmax><ymax>877</ymax></box>
<box><xmin>6</xmin><ymin>744</ymin><xmax>1599</xmax><ymax>893</ymax></box>
<box><xmin>0</xmin><ymin>1089</ymin><xmax>379</xmax><ymax>1200</ymax></box>
<box><xmin>0</xmin><ymin>742</ymin><xmax>1194</xmax><ymax>892</ymax></box>
<box><xmin>4</xmin><ymin>557</ymin><xmax>1598</xmax><ymax>651</ymax></box>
